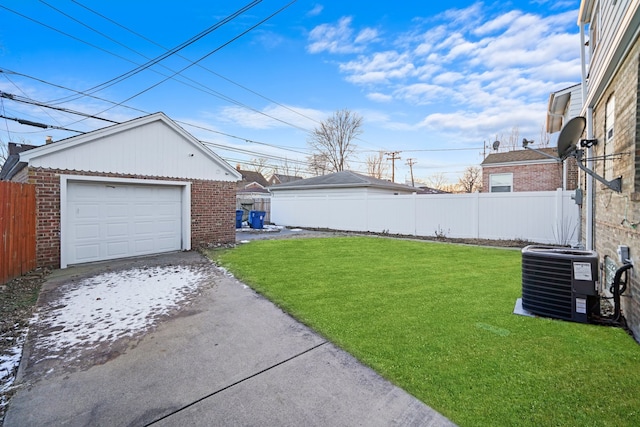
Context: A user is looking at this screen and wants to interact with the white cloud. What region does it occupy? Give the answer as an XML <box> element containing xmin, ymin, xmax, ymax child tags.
<box><xmin>307</xmin><ymin>4</ymin><xmax>323</xmax><ymax>17</ymax></box>
<box><xmin>474</xmin><ymin>10</ymin><xmax>522</xmax><ymax>36</ymax></box>
<box><xmin>393</xmin><ymin>83</ymin><xmax>455</xmax><ymax>106</ymax></box>
<box><xmin>307</xmin><ymin>16</ymin><xmax>379</xmax><ymax>54</ymax></box>
<box><xmin>433</xmin><ymin>71</ymin><xmax>464</xmax><ymax>85</ymax></box>
<box><xmin>367</xmin><ymin>92</ymin><xmax>393</xmax><ymax>102</ymax></box>
<box><xmin>218</xmin><ymin>104</ymin><xmax>325</xmax><ymax>130</ymax></box>
<box><xmin>355</xmin><ymin>27</ymin><xmax>380</xmax><ymax>44</ymax></box>
<box><xmin>340</xmin><ymin>51</ymin><xmax>415</xmax><ymax>84</ymax></box>
<box><xmin>302</xmin><ymin>2</ymin><xmax>581</xmax><ymax>161</ymax></box>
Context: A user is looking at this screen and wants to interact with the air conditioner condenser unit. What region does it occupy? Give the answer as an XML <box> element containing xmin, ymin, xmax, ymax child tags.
<box><xmin>521</xmin><ymin>245</ymin><xmax>600</xmax><ymax>324</ymax></box>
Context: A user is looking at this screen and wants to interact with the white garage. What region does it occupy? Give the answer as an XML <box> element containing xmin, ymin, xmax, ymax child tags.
<box><xmin>64</xmin><ymin>180</ymin><xmax>185</xmax><ymax>265</ymax></box>
<box><xmin>15</xmin><ymin>112</ymin><xmax>241</xmax><ymax>269</ymax></box>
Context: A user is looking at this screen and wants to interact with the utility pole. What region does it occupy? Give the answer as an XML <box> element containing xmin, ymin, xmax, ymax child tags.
<box><xmin>385</xmin><ymin>151</ymin><xmax>401</xmax><ymax>183</ymax></box>
<box><xmin>406</xmin><ymin>158</ymin><xmax>416</xmax><ymax>187</ymax></box>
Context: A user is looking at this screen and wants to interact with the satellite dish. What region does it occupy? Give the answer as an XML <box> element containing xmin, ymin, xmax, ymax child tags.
<box><xmin>492</xmin><ymin>140</ymin><xmax>500</xmax><ymax>151</ymax></box>
<box><xmin>557</xmin><ymin>116</ymin><xmax>586</xmax><ymax>160</ymax></box>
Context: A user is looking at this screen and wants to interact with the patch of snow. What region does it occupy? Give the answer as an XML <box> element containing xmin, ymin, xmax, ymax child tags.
<box><xmin>31</xmin><ymin>265</ymin><xmax>207</xmax><ymax>364</ymax></box>
<box><xmin>290</xmin><ymin>229</ymin><xmax>302</xmax><ymax>232</ymax></box>
<box><xmin>215</xmin><ymin>266</ymin><xmax>235</xmax><ymax>278</ymax></box>
<box><xmin>239</xmin><ymin>240</ymin><xmax>251</xmax><ymax>244</ymax></box>
<box><xmin>0</xmin><ymin>327</ymin><xmax>27</xmax><ymax>411</ymax></box>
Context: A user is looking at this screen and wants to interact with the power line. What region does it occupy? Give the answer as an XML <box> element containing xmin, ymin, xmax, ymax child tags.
<box><xmin>86</xmin><ymin>0</ymin><xmax>303</xmax><ymax>126</ymax></box>
<box><xmin>406</xmin><ymin>158</ymin><xmax>416</xmax><ymax>187</ymax></box>
<box><xmin>385</xmin><ymin>151</ymin><xmax>401</xmax><ymax>183</ymax></box>
<box><xmin>0</xmin><ymin>91</ymin><xmax>119</xmax><ymax>124</ymax></box>
<box><xmin>0</xmin><ymin>68</ymin><xmax>310</xmax><ymax>158</ymax></box>
<box><xmin>43</xmin><ymin>0</ymin><xmax>263</xmax><ymax>105</ymax></box>
<box><xmin>0</xmin><ymin>115</ymin><xmax>83</xmax><ymax>133</ymax></box>
<box><xmin>27</xmin><ymin>1</ymin><xmax>310</xmax><ymax>132</ymax></box>
<box><xmin>70</xmin><ymin>0</ymin><xmax>321</xmax><ymax>126</ymax></box>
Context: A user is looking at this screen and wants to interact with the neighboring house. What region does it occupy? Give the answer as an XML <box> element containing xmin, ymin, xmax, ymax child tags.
<box><xmin>236</xmin><ymin>167</ymin><xmax>269</xmax><ymax>195</ymax></box>
<box><xmin>416</xmin><ymin>185</ymin><xmax>449</xmax><ymax>194</ymax></box>
<box><xmin>0</xmin><ymin>142</ymin><xmax>38</xmax><ymax>180</ymax></box>
<box><xmin>235</xmin><ymin>168</ymin><xmax>270</xmax><ymax>222</ymax></box>
<box><xmin>270</xmin><ymin>170</ymin><xmax>420</xmax><ymax>196</ymax></box>
<box><xmin>480</xmin><ymin>148</ymin><xmax>577</xmax><ymax>192</ymax></box>
<box><xmin>577</xmin><ymin>0</ymin><xmax>640</xmax><ymax>339</ymax></box>
<box><xmin>269</xmin><ymin>170</ymin><xmax>421</xmax><ymax>227</ymax></box>
<box><xmin>0</xmin><ymin>112</ymin><xmax>241</xmax><ymax>269</ymax></box>
<box><xmin>546</xmin><ymin>83</ymin><xmax>583</xmax><ymax>134</ymax></box>
<box><xmin>269</xmin><ymin>173</ymin><xmax>303</xmax><ymax>186</ymax></box>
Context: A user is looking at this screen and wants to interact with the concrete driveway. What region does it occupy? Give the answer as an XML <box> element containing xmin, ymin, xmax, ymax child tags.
<box><xmin>5</xmin><ymin>250</ymin><xmax>455</xmax><ymax>426</ymax></box>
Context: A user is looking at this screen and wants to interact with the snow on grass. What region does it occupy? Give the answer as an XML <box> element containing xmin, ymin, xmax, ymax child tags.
<box><xmin>31</xmin><ymin>265</ymin><xmax>207</xmax><ymax>363</ymax></box>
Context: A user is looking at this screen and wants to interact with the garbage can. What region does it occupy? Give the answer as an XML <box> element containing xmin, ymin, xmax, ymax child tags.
<box><xmin>235</xmin><ymin>210</ymin><xmax>243</xmax><ymax>228</ymax></box>
<box><xmin>249</xmin><ymin>210</ymin><xmax>266</xmax><ymax>229</ymax></box>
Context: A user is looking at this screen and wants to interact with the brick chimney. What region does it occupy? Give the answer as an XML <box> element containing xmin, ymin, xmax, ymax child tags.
<box><xmin>45</xmin><ymin>135</ymin><xmax>53</xmax><ymax>144</ymax></box>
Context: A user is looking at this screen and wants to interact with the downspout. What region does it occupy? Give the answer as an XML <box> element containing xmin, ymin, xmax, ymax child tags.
<box><xmin>579</xmin><ymin>22</ymin><xmax>595</xmax><ymax>251</ymax></box>
<box><xmin>586</xmin><ymin>107</ymin><xmax>595</xmax><ymax>251</ymax></box>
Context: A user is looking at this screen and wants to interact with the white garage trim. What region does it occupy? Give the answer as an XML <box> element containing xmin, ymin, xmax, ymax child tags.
<box><xmin>60</xmin><ymin>175</ymin><xmax>191</xmax><ymax>268</ymax></box>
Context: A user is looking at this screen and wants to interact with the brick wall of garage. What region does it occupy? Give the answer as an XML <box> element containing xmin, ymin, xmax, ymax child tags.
<box><xmin>27</xmin><ymin>167</ymin><xmax>237</xmax><ymax>269</ymax></box>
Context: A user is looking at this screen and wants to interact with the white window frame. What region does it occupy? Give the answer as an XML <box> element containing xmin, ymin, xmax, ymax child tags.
<box><xmin>489</xmin><ymin>173</ymin><xmax>513</xmax><ymax>193</ymax></box>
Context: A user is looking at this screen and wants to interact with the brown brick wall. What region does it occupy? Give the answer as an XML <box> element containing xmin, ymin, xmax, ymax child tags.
<box><xmin>191</xmin><ymin>179</ymin><xmax>237</xmax><ymax>246</ymax></box>
<box><xmin>27</xmin><ymin>168</ymin><xmax>237</xmax><ymax>269</ymax></box>
<box><xmin>482</xmin><ymin>162</ymin><xmax>565</xmax><ymax>192</ymax></box>
<box><xmin>589</xmin><ymin>44</ymin><xmax>640</xmax><ymax>341</ymax></box>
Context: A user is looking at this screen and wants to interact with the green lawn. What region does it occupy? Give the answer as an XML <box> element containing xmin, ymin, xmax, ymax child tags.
<box><xmin>210</xmin><ymin>236</ymin><xmax>640</xmax><ymax>426</ymax></box>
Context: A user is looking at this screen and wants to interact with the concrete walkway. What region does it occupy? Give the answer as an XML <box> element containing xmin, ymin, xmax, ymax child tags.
<box><xmin>5</xmin><ymin>251</ymin><xmax>456</xmax><ymax>426</ymax></box>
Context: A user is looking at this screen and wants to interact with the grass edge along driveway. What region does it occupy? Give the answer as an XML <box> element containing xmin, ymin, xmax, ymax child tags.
<box><xmin>210</xmin><ymin>236</ymin><xmax>640</xmax><ymax>427</ymax></box>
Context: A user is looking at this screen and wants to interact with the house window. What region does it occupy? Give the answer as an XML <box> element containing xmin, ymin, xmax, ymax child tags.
<box><xmin>490</xmin><ymin>173</ymin><xmax>513</xmax><ymax>192</ymax></box>
<box><xmin>604</xmin><ymin>94</ymin><xmax>615</xmax><ymax>181</ymax></box>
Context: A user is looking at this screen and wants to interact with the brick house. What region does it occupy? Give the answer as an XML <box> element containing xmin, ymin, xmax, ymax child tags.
<box><xmin>577</xmin><ymin>0</ymin><xmax>640</xmax><ymax>340</ymax></box>
<box><xmin>0</xmin><ymin>112</ymin><xmax>241</xmax><ymax>269</ymax></box>
<box><xmin>480</xmin><ymin>148</ymin><xmax>578</xmax><ymax>192</ymax></box>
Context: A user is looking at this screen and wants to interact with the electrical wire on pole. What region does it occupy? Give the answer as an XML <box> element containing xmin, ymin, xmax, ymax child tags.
<box><xmin>406</xmin><ymin>158</ymin><xmax>416</xmax><ymax>187</ymax></box>
<box><xmin>385</xmin><ymin>151</ymin><xmax>401</xmax><ymax>183</ymax></box>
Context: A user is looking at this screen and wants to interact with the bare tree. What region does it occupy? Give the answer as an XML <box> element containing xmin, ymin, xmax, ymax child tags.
<box><xmin>273</xmin><ymin>157</ymin><xmax>303</xmax><ymax>178</ymax></box>
<box><xmin>250</xmin><ymin>157</ymin><xmax>272</xmax><ymax>176</ymax></box>
<box><xmin>0</xmin><ymin>138</ymin><xmax>7</xmax><ymax>167</ymax></box>
<box><xmin>307</xmin><ymin>153</ymin><xmax>331</xmax><ymax>176</ymax></box>
<box><xmin>424</xmin><ymin>173</ymin><xmax>449</xmax><ymax>190</ymax></box>
<box><xmin>458</xmin><ymin>166</ymin><xmax>482</xmax><ymax>193</ymax></box>
<box><xmin>365</xmin><ymin>151</ymin><xmax>388</xmax><ymax>179</ymax></box>
<box><xmin>506</xmin><ymin>126</ymin><xmax>520</xmax><ymax>150</ymax></box>
<box><xmin>307</xmin><ymin>109</ymin><xmax>362</xmax><ymax>172</ymax></box>
<box><xmin>539</xmin><ymin>124</ymin><xmax>550</xmax><ymax>148</ymax></box>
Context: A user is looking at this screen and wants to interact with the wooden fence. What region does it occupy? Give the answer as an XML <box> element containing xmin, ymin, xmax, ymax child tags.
<box><xmin>236</xmin><ymin>195</ymin><xmax>272</xmax><ymax>223</ymax></box>
<box><xmin>1</xmin><ymin>181</ymin><xmax>36</xmax><ymax>285</ymax></box>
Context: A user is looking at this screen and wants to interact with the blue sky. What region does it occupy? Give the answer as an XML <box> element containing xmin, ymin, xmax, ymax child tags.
<box><xmin>0</xmin><ymin>0</ymin><xmax>582</xmax><ymax>184</ymax></box>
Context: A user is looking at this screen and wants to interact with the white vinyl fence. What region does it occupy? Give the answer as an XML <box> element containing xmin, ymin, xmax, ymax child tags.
<box><xmin>271</xmin><ymin>189</ymin><xmax>580</xmax><ymax>246</ymax></box>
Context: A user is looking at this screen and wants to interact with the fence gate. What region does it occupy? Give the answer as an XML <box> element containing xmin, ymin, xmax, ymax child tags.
<box><xmin>1</xmin><ymin>181</ymin><xmax>36</xmax><ymax>285</ymax></box>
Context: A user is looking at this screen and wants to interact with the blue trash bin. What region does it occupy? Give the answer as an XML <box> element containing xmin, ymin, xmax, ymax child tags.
<box><xmin>249</xmin><ymin>210</ymin><xmax>266</xmax><ymax>229</ymax></box>
<box><xmin>235</xmin><ymin>210</ymin><xmax>243</xmax><ymax>228</ymax></box>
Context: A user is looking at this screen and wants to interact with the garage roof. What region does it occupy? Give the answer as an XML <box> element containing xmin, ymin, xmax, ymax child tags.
<box><xmin>19</xmin><ymin>112</ymin><xmax>242</xmax><ymax>182</ymax></box>
<box><xmin>269</xmin><ymin>170</ymin><xmax>418</xmax><ymax>193</ymax></box>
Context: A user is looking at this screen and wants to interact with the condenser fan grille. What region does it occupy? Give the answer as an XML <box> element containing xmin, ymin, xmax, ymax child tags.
<box><xmin>522</xmin><ymin>254</ymin><xmax>573</xmax><ymax>320</ymax></box>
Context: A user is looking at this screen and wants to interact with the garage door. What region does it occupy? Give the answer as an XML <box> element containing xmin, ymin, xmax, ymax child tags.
<box><xmin>66</xmin><ymin>181</ymin><xmax>182</xmax><ymax>265</ymax></box>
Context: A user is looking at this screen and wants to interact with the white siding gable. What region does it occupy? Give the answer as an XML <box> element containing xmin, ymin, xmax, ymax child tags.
<box><xmin>20</xmin><ymin>113</ymin><xmax>241</xmax><ymax>182</ymax></box>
